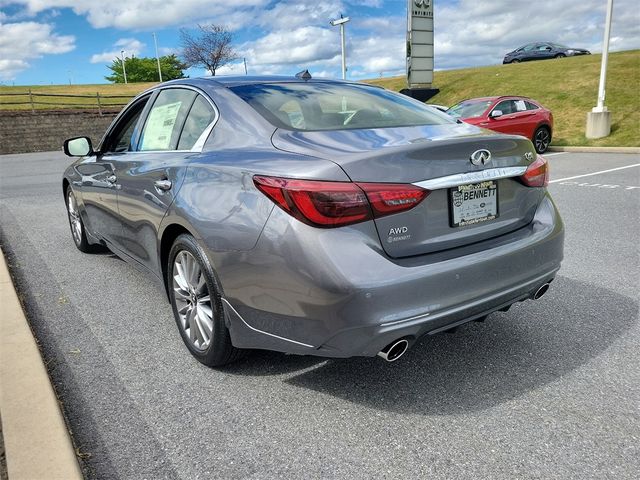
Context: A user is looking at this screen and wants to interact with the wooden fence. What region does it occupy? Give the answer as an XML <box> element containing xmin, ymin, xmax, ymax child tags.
<box><xmin>0</xmin><ymin>90</ymin><xmax>134</xmax><ymax>115</ymax></box>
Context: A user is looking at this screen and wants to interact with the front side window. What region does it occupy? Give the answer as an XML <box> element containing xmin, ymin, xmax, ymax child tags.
<box><xmin>494</xmin><ymin>100</ymin><xmax>516</xmax><ymax>115</ymax></box>
<box><xmin>229</xmin><ymin>83</ymin><xmax>452</xmax><ymax>131</ymax></box>
<box><xmin>139</xmin><ymin>89</ymin><xmax>197</xmax><ymax>151</ymax></box>
<box><xmin>104</xmin><ymin>96</ymin><xmax>150</xmax><ymax>152</ymax></box>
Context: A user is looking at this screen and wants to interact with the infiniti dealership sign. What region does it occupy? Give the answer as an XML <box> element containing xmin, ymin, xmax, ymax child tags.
<box><xmin>407</xmin><ymin>0</ymin><xmax>434</xmax><ymax>88</ymax></box>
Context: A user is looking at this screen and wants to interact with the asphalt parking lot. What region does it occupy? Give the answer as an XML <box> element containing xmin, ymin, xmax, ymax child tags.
<box><xmin>0</xmin><ymin>151</ymin><xmax>638</xmax><ymax>479</ymax></box>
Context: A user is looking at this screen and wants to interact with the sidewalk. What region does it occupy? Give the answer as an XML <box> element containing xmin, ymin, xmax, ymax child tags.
<box><xmin>0</xmin><ymin>249</ymin><xmax>83</xmax><ymax>480</ymax></box>
<box><xmin>548</xmin><ymin>146</ymin><xmax>640</xmax><ymax>154</ymax></box>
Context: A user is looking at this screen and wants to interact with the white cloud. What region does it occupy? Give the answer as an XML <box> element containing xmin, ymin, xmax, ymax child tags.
<box><xmin>0</xmin><ymin>20</ymin><xmax>75</xmax><ymax>80</ymax></box>
<box><xmin>1</xmin><ymin>0</ymin><xmax>269</xmax><ymax>29</ymax></box>
<box><xmin>244</xmin><ymin>27</ymin><xmax>340</xmax><ymax>67</ymax></box>
<box><xmin>89</xmin><ymin>38</ymin><xmax>145</xmax><ymax>63</ymax></box>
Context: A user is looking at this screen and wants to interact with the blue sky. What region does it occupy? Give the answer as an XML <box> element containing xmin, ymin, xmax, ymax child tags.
<box><xmin>1</xmin><ymin>0</ymin><xmax>639</xmax><ymax>85</ymax></box>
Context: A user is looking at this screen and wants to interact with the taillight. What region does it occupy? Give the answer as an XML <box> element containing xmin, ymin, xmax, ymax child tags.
<box><xmin>358</xmin><ymin>183</ymin><xmax>429</xmax><ymax>217</ymax></box>
<box><xmin>253</xmin><ymin>176</ymin><xmax>429</xmax><ymax>228</ymax></box>
<box><xmin>519</xmin><ymin>155</ymin><xmax>549</xmax><ymax>187</ymax></box>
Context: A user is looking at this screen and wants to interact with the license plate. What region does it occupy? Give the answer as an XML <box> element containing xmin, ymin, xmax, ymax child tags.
<box><xmin>449</xmin><ymin>180</ymin><xmax>498</xmax><ymax>227</ymax></box>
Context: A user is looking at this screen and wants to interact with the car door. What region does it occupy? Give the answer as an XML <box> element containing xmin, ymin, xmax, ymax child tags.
<box><xmin>488</xmin><ymin>99</ymin><xmax>535</xmax><ymax>137</ymax></box>
<box><xmin>540</xmin><ymin>43</ymin><xmax>557</xmax><ymax>60</ymax></box>
<box><xmin>520</xmin><ymin>43</ymin><xmax>537</xmax><ymax>61</ymax></box>
<box><xmin>115</xmin><ymin>87</ymin><xmax>218</xmax><ymax>274</ymax></box>
<box><xmin>78</xmin><ymin>95</ymin><xmax>150</xmax><ymax>246</ymax></box>
<box><xmin>486</xmin><ymin>100</ymin><xmax>517</xmax><ymax>134</ymax></box>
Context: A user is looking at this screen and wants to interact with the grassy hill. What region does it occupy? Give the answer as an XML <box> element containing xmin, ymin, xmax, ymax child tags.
<box><xmin>1</xmin><ymin>50</ymin><xmax>638</xmax><ymax>146</ymax></box>
<box><xmin>366</xmin><ymin>50</ymin><xmax>639</xmax><ymax>147</ymax></box>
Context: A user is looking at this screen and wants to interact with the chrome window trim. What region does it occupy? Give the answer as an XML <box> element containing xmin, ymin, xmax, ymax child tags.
<box><xmin>413</xmin><ymin>166</ymin><xmax>528</xmax><ymax>191</ymax></box>
<box><xmin>137</xmin><ymin>84</ymin><xmax>220</xmax><ymax>153</ymax></box>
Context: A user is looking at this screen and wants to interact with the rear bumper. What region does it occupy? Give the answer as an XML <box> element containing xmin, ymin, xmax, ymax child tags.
<box><xmin>219</xmin><ymin>193</ymin><xmax>564</xmax><ymax>358</ymax></box>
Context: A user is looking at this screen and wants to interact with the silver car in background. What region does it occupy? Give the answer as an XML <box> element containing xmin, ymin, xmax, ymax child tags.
<box><xmin>62</xmin><ymin>76</ymin><xmax>564</xmax><ymax>366</ymax></box>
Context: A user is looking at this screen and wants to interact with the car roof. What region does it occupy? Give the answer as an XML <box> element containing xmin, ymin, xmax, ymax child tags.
<box><xmin>457</xmin><ymin>95</ymin><xmax>534</xmax><ymax>103</ymax></box>
<box><xmin>162</xmin><ymin>75</ymin><xmax>370</xmax><ymax>89</ymax></box>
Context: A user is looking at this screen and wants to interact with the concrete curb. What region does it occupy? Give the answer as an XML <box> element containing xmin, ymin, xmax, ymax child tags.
<box><xmin>548</xmin><ymin>146</ymin><xmax>640</xmax><ymax>154</ymax></box>
<box><xmin>0</xmin><ymin>249</ymin><xmax>83</xmax><ymax>480</ymax></box>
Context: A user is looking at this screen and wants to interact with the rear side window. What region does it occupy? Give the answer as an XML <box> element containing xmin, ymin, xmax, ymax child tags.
<box><xmin>229</xmin><ymin>82</ymin><xmax>451</xmax><ymax>131</ymax></box>
<box><xmin>177</xmin><ymin>95</ymin><xmax>216</xmax><ymax>150</ymax></box>
<box><xmin>513</xmin><ymin>99</ymin><xmax>527</xmax><ymax>112</ymax></box>
<box><xmin>139</xmin><ymin>89</ymin><xmax>196</xmax><ymax>151</ymax></box>
<box><xmin>525</xmin><ymin>101</ymin><xmax>539</xmax><ymax>111</ymax></box>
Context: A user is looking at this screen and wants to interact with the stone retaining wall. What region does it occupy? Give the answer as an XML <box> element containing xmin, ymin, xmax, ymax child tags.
<box><xmin>0</xmin><ymin>110</ymin><xmax>119</xmax><ymax>155</ymax></box>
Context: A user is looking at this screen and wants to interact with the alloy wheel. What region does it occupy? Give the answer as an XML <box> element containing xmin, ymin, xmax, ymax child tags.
<box><xmin>535</xmin><ymin>129</ymin><xmax>551</xmax><ymax>153</ymax></box>
<box><xmin>67</xmin><ymin>190</ymin><xmax>83</xmax><ymax>246</ymax></box>
<box><xmin>172</xmin><ymin>250</ymin><xmax>214</xmax><ymax>351</ymax></box>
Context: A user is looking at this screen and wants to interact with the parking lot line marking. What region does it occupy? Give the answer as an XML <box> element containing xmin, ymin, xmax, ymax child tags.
<box><xmin>543</xmin><ymin>152</ymin><xmax>568</xmax><ymax>157</ymax></box>
<box><xmin>550</xmin><ymin>163</ymin><xmax>640</xmax><ymax>184</ymax></box>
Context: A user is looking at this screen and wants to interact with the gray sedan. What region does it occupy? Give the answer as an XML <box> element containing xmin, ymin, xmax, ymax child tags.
<box><xmin>503</xmin><ymin>42</ymin><xmax>590</xmax><ymax>63</ymax></box>
<box><xmin>62</xmin><ymin>76</ymin><xmax>564</xmax><ymax>366</ymax></box>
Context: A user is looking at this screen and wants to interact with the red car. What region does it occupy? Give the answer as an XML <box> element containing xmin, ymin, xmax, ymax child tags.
<box><xmin>447</xmin><ymin>96</ymin><xmax>553</xmax><ymax>153</ymax></box>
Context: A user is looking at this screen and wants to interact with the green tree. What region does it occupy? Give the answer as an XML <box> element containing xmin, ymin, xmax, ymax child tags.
<box><xmin>105</xmin><ymin>55</ymin><xmax>187</xmax><ymax>83</ymax></box>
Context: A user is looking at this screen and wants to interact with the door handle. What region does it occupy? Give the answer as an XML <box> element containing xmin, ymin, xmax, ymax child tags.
<box><xmin>154</xmin><ymin>179</ymin><xmax>172</xmax><ymax>191</ymax></box>
<box><xmin>106</xmin><ymin>174</ymin><xmax>117</xmax><ymax>184</ymax></box>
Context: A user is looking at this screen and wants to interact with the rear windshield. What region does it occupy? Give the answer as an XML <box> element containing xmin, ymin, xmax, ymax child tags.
<box><xmin>447</xmin><ymin>100</ymin><xmax>493</xmax><ymax>119</ymax></box>
<box><xmin>229</xmin><ymin>82</ymin><xmax>452</xmax><ymax>131</ymax></box>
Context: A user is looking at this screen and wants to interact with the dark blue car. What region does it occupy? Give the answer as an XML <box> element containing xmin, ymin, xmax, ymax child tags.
<box><xmin>503</xmin><ymin>42</ymin><xmax>590</xmax><ymax>64</ymax></box>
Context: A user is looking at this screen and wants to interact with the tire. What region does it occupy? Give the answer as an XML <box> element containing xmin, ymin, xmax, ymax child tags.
<box><xmin>167</xmin><ymin>234</ymin><xmax>243</xmax><ymax>367</ymax></box>
<box><xmin>555</xmin><ymin>53</ymin><xmax>566</xmax><ymax>59</ymax></box>
<box><xmin>66</xmin><ymin>187</ymin><xmax>102</xmax><ymax>253</ymax></box>
<box><xmin>533</xmin><ymin>126</ymin><xmax>552</xmax><ymax>154</ymax></box>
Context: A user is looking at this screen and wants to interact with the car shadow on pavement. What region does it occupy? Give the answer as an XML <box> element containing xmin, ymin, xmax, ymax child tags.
<box><xmin>230</xmin><ymin>276</ymin><xmax>637</xmax><ymax>414</ymax></box>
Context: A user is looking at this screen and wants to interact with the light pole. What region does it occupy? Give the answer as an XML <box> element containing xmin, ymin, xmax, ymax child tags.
<box><xmin>120</xmin><ymin>50</ymin><xmax>128</xmax><ymax>84</ymax></box>
<box><xmin>330</xmin><ymin>15</ymin><xmax>350</xmax><ymax>80</ymax></box>
<box><xmin>152</xmin><ymin>32</ymin><xmax>163</xmax><ymax>82</ymax></box>
<box><xmin>586</xmin><ymin>0</ymin><xmax>614</xmax><ymax>139</ymax></box>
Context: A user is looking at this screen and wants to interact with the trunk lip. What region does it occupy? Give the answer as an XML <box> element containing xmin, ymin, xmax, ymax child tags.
<box><xmin>413</xmin><ymin>166</ymin><xmax>528</xmax><ymax>190</ymax></box>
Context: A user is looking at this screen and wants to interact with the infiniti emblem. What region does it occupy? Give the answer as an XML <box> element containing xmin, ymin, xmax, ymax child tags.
<box><xmin>470</xmin><ymin>149</ymin><xmax>492</xmax><ymax>166</ymax></box>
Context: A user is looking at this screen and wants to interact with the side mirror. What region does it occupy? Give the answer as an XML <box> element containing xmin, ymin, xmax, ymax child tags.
<box><xmin>545</xmin><ymin>47</ymin><xmax>552</xmax><ymax>51</ymax></box>
<box><xmin>490</xmin><ymin>110</ymin><xmax>503</xmax><ymax>118</ymax></box>
<box><xmin>63</xmin><ymin>137</ymin><xmax>94</xmax><ymax>157</ymax></box>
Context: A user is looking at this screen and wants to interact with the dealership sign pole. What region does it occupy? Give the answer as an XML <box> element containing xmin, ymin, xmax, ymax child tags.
<box><xmin>330</xmin><ymin>15</ymin><xmax>350</xmax><ymax>80</ymax></box>
<box><xmin>402</xmin><ymin>0</ymin><xmax>439</xmax><ymax>101</ymax></box>
<box><xmin>586</xmin><ymin>0</ymin><xmax>614</xmax><ymax>139</ymax></box>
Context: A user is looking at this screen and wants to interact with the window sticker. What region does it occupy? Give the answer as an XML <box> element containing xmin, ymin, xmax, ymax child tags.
<box><xmin>141</xmin><ymin>101</ymin><xmax>182</xmax><ymax>150</ymax></box>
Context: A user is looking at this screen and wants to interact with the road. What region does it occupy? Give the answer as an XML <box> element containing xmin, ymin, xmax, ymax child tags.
<box><xmin>1</xmin><ymin>151</ymin><xmax>638</xmax><ymax>479</ymax></box>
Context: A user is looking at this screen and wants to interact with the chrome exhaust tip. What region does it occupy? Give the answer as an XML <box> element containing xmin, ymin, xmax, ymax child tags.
<box><xmin>377</xmin><ymin>339</ymin><xmax>410</xmax><ymax>362</ymax></box>
<box><xmin>532</xmin><ymin>283</ymin><xmax>550</xmax><ymax>300</ymax></box>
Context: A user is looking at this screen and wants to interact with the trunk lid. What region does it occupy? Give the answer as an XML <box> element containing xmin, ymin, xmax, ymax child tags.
<box><xmin>272</xmin><ymin>123</ymin><xmax>543</xmax><ymax>258</ymax></box>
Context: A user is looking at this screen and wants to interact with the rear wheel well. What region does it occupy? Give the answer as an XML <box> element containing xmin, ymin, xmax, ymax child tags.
<box><xmin>160</xmin><ymin>224</ymin><xmax>192</xmax><ymax>298</ymax></box>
